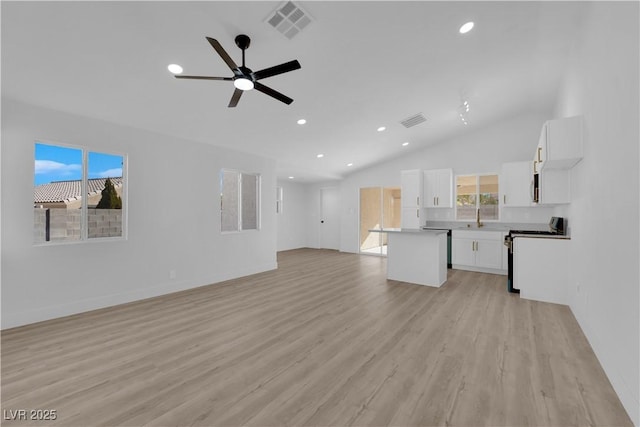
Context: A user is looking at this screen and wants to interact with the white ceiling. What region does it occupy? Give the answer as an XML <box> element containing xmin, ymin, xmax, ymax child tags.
<box><xmin>1</xmin><ymin>1</ymin><xmax>587</xmax><ymax>182</ymax></box>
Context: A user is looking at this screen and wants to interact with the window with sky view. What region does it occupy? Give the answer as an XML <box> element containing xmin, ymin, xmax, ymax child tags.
<box><xmin>34</xmin><ymin>142</ymin><xmax>125</xmax><ymax>243</ymax></box>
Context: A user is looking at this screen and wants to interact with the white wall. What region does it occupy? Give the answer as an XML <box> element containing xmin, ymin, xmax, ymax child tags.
<box><xmin>553</xmin><ymin>2</ymin><xmax>639</xmax><ymax>424</ymax></box>
<box><xmin>333</xmin><ymin>111</ymin><xmax>556</xmax><ymax>253</ymax></box>
<box><xmin>276</xmin><ymin>179</ymin><xmax>310</xmax><ymax>251</ymax></box>
<box><xmin>1</xmin><ymin>99</ymin><xmax>278</xmax><ymax>329</ymax></box>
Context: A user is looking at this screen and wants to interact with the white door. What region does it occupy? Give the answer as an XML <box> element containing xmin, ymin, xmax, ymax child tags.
<box><xmin>320</xmin><ymin>187</ymin><xmax>340</xmax><ymax>250</ymax></box>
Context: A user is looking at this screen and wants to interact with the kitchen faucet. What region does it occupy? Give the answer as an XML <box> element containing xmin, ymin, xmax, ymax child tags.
<box><xmin>476</xmin><ymin>208</ymin><xmax>483</xmax><ymax>228</ymax></box>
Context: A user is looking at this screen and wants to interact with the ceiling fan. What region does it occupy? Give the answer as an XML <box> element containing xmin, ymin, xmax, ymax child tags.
<box><xmin>175</xmin><ymin>34</ymin><xmax>301</xmax><ymax>108</ymax></box>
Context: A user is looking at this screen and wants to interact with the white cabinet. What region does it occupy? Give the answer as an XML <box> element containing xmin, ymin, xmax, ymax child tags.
<box><xmin>514</xmin><ymin>237</ymin><xmax>569</xmax><ymax>305</ymax></box>
<box><xmin>423</xmin><ymin>169</ymin><xmax>453</xmax><ymax>208</ymax></box>
<box><xmin>401</xmin><ymin>207</ymin><xmax>422</xmax><ymax>229</ymax></box>
<box><xmin>537</xmin><ymin>169</ymin><xmax>570</xmax><ymax>205</ymax></box>
<box><xmin>452</xmin><ymin>230</ymin><xmax>505</xmax><ymax>273</ymax></box>
<box><xmin>401</xmin><ymin>170</ymin><xmax>422</xmax><ymax>208</ymax></box>
<box><xmin>401</xmin><ymin>170</ymin><xmax>423</xmax><ymax>228</ymax></box>
<box><xmin>536</xmin><ymin>115</ymin><xmax>583</xmax><ymax>171</ymax></box>
<box><xmin>501</xmin><ymin>161</ymin><xmax>533</xmax><ymax>207</ymax></box>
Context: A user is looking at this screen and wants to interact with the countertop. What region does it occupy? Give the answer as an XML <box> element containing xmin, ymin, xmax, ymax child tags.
<box><xmin>511</xmin><ymin>233</ymin><xmax>570</xmax><ymax>240</ymax></box>
<box><xmin>368</xmin><ymin>228</ymin><xmax>448</xmax><ymax>235</ymax></box>
<box><xmin>423</xmin><ymin>221</ymin><xmax>564</xmax><ymax>234</ymax></box>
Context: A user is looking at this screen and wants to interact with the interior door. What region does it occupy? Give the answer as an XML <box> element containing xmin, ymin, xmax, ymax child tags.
<box><xmin>320</xmin><ymin>187</ymin><xmax>340</xmax><ymax>250</ymax></box>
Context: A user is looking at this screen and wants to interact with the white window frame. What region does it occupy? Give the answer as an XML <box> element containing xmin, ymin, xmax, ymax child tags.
<box><xmin>455</xmin><ymin>173</ymin><xmax>500</xmax><ymax>222</ymax></box>
<box><xmin>276</xmin><ymin>186</ymin><xmax>283</xmax><ymax>214</ymax></box>
<box><xmin>33</xmin><ymin>140</ymin><xmax>128</xmax><ymax>245</ymax></box>
<box><xmin>220</xmin><ymin>169</ymin><xmax>261</xmax><ymax>233</ymax></box>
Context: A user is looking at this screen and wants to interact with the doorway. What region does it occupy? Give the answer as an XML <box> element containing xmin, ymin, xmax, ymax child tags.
<box><xmin>359</xmin><ymin>187</ymin><xmax>401</xmax><ymax>255</ymax></box>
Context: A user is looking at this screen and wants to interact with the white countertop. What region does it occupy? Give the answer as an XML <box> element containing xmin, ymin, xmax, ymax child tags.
<box><xmin>511</xmin><ymin>233</ymin><xmax>570</xmax><ymax>240</ymax></box>
<box><xmin>369</xmin><ymin>228</ymin><xmax>448</xmax><ymax>235</ymax></box>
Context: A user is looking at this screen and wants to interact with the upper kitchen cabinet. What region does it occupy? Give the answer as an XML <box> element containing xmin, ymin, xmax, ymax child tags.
<box><xmin>537</xmin><ymin>168</ymin><xmax>571</xmax><ymax>204</ymax></box>
<box><xmin>401</xmin><ymin>170</ymin><xmax>423</xmax><ymax>208</ymax></box>
<box><xmin>401</xmin><ymin>169</ymin><xmax>423</xmax><ymax>228</ymax></box>
<box><xmin>501</xmin><ymin>161</ymin><xmax>533</xmax><ymax>207</ymax></box>
<box><xmin>423</xmin><ymin>169</ymin><xmax>453</xmax><ymax>208</ymax></box>
<box><xmin>536</xmin><ymin>115</ymin><xmax>584</xmax><ymax>171</ymax></box>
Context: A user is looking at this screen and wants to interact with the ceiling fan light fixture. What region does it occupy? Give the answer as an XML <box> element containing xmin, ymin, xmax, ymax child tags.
<box><xmin>167</xmin><ymin>64</ymin><xmax>183</xmax><ymax>74</ymax></box>
<box><xmin>234</xmin><ymin>78</ymin><xmax>254</xmax><ymax>91</ymax></box>
<box><xmin>459</xmin><ymin>21</ymin><xmax>474</xmax><ymax>34</ymax></box>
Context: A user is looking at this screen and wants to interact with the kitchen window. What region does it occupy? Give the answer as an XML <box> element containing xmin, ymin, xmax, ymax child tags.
<box><xmin>220</xmin><ymin>169</ymin><xmax>260</xmax><ymax>232</ymax></box>
<box><xmin>455</xmin><ymin>174</ymin><xmax>499</xmax><ymax>221</ymax></box>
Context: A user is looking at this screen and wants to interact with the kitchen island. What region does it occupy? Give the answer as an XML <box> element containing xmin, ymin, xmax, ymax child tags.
<box><xmin>369</xmin><ymin>228</ymin><xmax>448</xmax><ymax>287</ymax></box>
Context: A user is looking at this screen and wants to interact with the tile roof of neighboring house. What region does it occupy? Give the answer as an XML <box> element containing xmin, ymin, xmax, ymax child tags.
<box><xmin>34</xmin><ymin>177</ymin><xmax>123</xmax><ymax>204</ymax></box>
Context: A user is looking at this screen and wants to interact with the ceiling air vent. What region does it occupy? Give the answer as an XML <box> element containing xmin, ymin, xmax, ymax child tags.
<box><xmin>400</xmin><ymin>113</ymin><xmax>427</xmax><ymax>128</ymax></box>
<box><xmin>266</xmin><ymin>1</ymin><xmax>313</xmax><ymax>40</ymax></box>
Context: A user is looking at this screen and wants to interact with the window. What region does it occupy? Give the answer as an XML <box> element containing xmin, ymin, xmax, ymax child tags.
<box><xmin>456</xmin><ymin>174</ymin><xmax>499</xmax><ymax>221</ymax></box>
<box><xmin>34</xmin><ymin>142</ymin><xmax>126</xmax><ymax>244</ymax></box>
<box><xmin>276</xmin><ymin>186</ymin><xmax>283</xmax><ymax>214</ymax></box>
<box><xmin>220</xmin><ymin>169</ymin><xmax>260</xmax><ymax>232</ymax></box>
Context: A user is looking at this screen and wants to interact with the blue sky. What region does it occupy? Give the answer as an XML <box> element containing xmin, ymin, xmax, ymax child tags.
<box><xmin>34</xmin><ymin>143</ymin><xmax>123</xmax><ymax>185</ymax></box>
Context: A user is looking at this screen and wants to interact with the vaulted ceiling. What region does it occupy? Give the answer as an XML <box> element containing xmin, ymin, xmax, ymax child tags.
<box><xmin>1</xmin><ymin>1</ymin><xmax>587</xmax><ymax>182</ymax></box>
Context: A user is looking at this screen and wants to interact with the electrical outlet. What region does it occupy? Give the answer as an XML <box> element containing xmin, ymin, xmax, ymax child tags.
<box><xmin>169</xmin><ymin>269</ymin><xmax>176</xmax><ymax>280</ymax></box>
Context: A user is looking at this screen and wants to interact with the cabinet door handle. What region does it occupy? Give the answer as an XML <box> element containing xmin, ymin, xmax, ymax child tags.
<box><xmin>533</xmin><ymin>160</ymin><xmax>538</xmax><ymax>174</ymax></box>
<box><xmin>417</xmin><ymin>196</ymin><xmax>419</xmax><ymax>206</ymax></box>
<box><xmin>537</xmin><ymin>146</ymin><xmax>542</xmax><ymax>162</ymax></box>
<box><xmin>436</xmin><ymin>196</ymin><xmax>439</xmax><ymax>206</ymax></box>
<box><xmin>472</xmin><ymin>241</ymin><xmax>475</xmax><ymax>251</ymax></box>
<box><xmin>416</xmin><ymin>209</ymin><xmax>419</xmax><ymax>218</ymax></box>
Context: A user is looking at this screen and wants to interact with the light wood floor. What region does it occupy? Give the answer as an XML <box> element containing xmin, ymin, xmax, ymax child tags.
<box><xmin>1</xmin><ymin>249</ymin><xmax>632</xmax><ymax>426</ymax></box>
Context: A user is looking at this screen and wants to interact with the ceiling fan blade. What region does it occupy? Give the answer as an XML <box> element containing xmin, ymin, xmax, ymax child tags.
<box><xmin>253</xmin><ymin>60</ymin><xmax>301</xmax><ymax>81</ymax></box>
<box><xmin>206</xmin><ymin>37</ymin><xmax>239</xmax><ymax>71</ymax></box>
<box><xmin>254</xmin><ymin>82</ymin><xmax>294</xmax><ymax>105</ymax></box>
<box><xmin>175</xmin><ymin>75</ymin><xmax>233</xmax><ymax>81</ymax></box>
<box><xmin>228</xmin><ymin>88</ymin><xmax>243</xmax><ymax>108</ymax></box>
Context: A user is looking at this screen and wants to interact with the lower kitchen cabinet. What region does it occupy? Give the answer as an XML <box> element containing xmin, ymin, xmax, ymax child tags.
<box><xmin>452</xmin><ymin>230</ymin><xmax>505</xmax><ymax>274</ymax></box>
<box><xmin>514</xmin><ymin>237</ymin><xmax>569</xmax><ymax>305</ymax></box>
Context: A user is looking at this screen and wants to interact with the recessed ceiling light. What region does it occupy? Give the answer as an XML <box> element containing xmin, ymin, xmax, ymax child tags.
<box><xmin>377</xmin><ymin>126</ymin><xmax>386</xmax><ymax>132</ymax></box>
<box><xmin>167</xmin><ymin>64</ymin><xmax>183</xmax><ymax>74</ymax></box>
<box><xmin>317</xmin><ymin>154</ymin><xmax>324</xmax><ymax>158</ymax></box>
<box><xmin>347</xmin><ymin>163</ymin><xmax>353</xmax><ymax>167</ymax></box>
<box><xmin>402</xmin><ymin>142</ymin><xmax>410</xmax><ymax>146</ymax></box>
<box><xmin>459</xmin><ymin>22</ymin><xmax>474</xmax><ymax>34</ymax></box>
<box><xmin>288</xmin><ymin>176</ymin><xmax>294</xmax><ymax>179</ymax></box>
<box><xmin>297</xmin><ymin>119</ymin><xmax>307</xmax><ymax>125</ymax></box>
